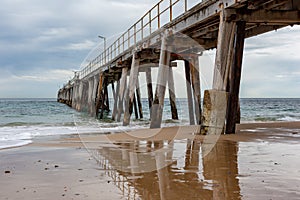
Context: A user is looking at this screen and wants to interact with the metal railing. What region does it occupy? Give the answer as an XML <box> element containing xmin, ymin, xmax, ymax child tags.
<box><xmin>79</xmin><ymin>0</ymin><xmax>204</xmax><ymax>79</ymax></box>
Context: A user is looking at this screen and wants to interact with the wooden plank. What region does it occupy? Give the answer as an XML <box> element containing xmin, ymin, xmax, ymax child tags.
<box><xmin>146</xmin><ymin>68</ymin><xmax>153</xmax><ymax>118</ymax></box>
<box><xmin>150</xmin><ymin>36</ymin><xmax>171</xmax><ymax>129</ymax></box>
<box><xmin>226</xmin><ymin>21</ymin><xmax>246</xmax><ymax>134</ymax></box>
<box><xmin>136</xmin><ymin>78</ymin><xmax>143</xmax><ymax>119</ymax></box>
<box><xmin>168</xmin><ymin>66</ymin><xmax>178</xmax><ymax>120</ymax></box>
<box><xmin>117</xmin><ymin>68</ymin><xmax>128</xmax><ymax>122</ymax></box>
<box><xmin>190</xmin><ymin>56</ymin><xmax>202</xmax><ymax>125</ymax></box>
<box><xmin>184</xmin><ymin>60</ymin><xmax>195</xmax><ymax>125</ymax></box>
<box><xmin>123</xmin><ymin>54</ymin><xmax>140</xmax><ymax>126</ymax></box>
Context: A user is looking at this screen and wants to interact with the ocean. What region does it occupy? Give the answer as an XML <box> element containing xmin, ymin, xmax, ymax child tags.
<box><xmin>0</xmin><ymin>98</ymin><xmax>300</xmax><ymax>149</ymax></box>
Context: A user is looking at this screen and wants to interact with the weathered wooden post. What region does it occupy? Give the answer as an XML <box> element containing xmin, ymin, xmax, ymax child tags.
<box><xmin>226</xmin><ymin>21</ymin><xmax>246</xmax><ymax>134</ymax></box>
<box><xmin>72</xmin><ymin>80</ymin><xmax>79</xmax><ymax>109</ymax></box>
<box><xmin>104</xmin><ymin>83</ymin><xmax>109</xmax><ymax>111</ymax></box>
<box><xmin>168</xmin><ymin>66</ymin><xmax>178</xmax><ymax>120</ymax></box>
<box><xmin>145</xmin><ymin>68</ymin><xmax>153</xmax><ymax>118</ymax></box>
<box><xmin>112</xmin><ymin>80</ymin><xmax>120</xmax><ymax>120</ymax></box>
<box><xmin>136</xmin><ymin>78</ymin><xmax>143</xmax><ymax>119</ymax></box>
<box><xmin>123</xmin><ymin>53</ymin><xmax>140</xmax><ymax>126</ymax></box>
<box><xmin>77</xmin><ymin>81</ymin><xmax>84</xmax><ymax>111</ymax></box>
<box><xmin>117</xmin><ymin>68</ymin><xmax>128</xmax><ymax>122</ymax></box>
<box><xmin>150</xmin><ymin>34</ymin><xmax>171</xmax><ymax>128</ymax></box>
<box><xmin>201</xmin><ymin>4</ymin><xmax>235</xmax><ymax>135</ymax></box>
<box><xmin>184</xmin><ymin>60</ymin><xmax>195</xmax><ymax>125</ymax></box>
<box><xmin>189</xmin><ymin>56</ymin><xmax>202</xmax><ymax>125</ymax></box>
<box><xmin>91</xmin><ymin>75</ymin><xmax>99</xmax><ymax>116</ymax></box>
<box><xmin>95</xmin><ymin>73</ymin><xmax>104</xmax><ymax>118</ymax></box>
<box><xmin>99</xmin><ymin>79</ymin><xmax>108</xmax><ymax>119</ymax></box>
<box><xmin>87</xmin><ymin>77</ymin><xmax>94</xmax><ymax>114</ymax></box>
<box><xmin>132</xmin><ymin>94</ymin><xmax>139</xmax><ymax>119</ymax></box>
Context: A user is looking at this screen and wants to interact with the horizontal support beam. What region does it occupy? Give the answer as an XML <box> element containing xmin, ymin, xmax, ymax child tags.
<box><xmin>229</xmin><ymin>10</ymin><xmax>300</xmax><ymax>24</ymax></box>
<box><xmin>245</xmin><ymin>25</ymin><xmax>284</xmax><ymax>38</ymax></box>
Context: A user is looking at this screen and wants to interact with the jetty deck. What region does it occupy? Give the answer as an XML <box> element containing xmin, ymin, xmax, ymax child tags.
<box><xmin>58</xmin><ymin>0</ymin><xmax>300</xmax><ymax>134</ymax></box>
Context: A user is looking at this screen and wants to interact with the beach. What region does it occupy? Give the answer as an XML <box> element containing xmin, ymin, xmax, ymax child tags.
<box><xmin>1</xmin><ymin>121</ymin><xmax>300</xmax><ymax>200</ymax></box>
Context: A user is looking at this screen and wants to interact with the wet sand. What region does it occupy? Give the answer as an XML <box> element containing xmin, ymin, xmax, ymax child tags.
<box><xmin>1</xmin><ymin>122</ymin><xmax>300</xmax><ymax>200</ymax></box>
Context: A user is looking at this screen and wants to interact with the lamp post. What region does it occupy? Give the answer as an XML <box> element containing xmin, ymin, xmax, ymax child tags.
<box><xmin>98</xmin><ymin>35</ymin><xmax>106</xmax><ymax>63</ymax></box>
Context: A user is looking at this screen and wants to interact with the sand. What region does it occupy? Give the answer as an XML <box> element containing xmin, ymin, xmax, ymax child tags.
<box><xmin>1</xmin><ymin>122</ymin><xmax>300</xmax><ymax>200</ymax></box>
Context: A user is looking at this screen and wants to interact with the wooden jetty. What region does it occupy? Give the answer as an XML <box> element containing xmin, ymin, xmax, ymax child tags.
<box><xmin>58</xmin><ymin>0</ymin><xmax>300</xmax><ymax>134</ymax></box>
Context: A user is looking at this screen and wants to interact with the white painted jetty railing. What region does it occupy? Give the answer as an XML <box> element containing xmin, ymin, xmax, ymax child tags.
<box><xmin>79</xmin><ymin>0</ymin><xmax>205</xmax><ymax>79</ymax></box>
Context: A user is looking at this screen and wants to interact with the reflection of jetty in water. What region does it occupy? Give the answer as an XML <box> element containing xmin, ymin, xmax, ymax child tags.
<box><xmin>91</xmin><ymin>138</ymin><xmax>240</xmax><ymax>199</ymax></box>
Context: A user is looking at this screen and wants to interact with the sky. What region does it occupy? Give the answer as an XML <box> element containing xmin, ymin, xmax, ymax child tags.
<box><xmin>0</xmin><ymin>0</ymin><xmax>299</xmax><ymax>98</ymax></box>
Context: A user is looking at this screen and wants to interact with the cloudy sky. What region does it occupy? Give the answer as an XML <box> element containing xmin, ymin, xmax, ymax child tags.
<box><xmin>0</xmin><ymin>0</ymin><xmax>299</xmax><ymax>98</ymax></box>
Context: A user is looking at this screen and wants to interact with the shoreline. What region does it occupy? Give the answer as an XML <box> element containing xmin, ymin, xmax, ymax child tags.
<box><xmin>1</xmin><ymin>121</ymin><xmax>300</xmax><ymax>199</ymax></box>
<box><xmin>2</xmin><ymin>120</ymin><xmax>300</xmax><ymax>151</ymax></box>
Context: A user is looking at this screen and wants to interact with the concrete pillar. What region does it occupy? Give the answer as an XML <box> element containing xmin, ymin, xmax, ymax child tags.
<box><xmin>201</xmin><ymin>90</ymin><xmax>228</xmax><ymax>135</ymax></box>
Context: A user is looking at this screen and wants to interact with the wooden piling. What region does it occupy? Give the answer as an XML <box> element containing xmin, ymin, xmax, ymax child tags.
<box><xmin>133</xmin><ymin>93</ymin><xmax>139</xmax><ymax>119</ymax></box>
<box><xmin>95</xmin><ymin>73</ymin><xmax>104</xmax><ymax>118</ymax></box>
<box><xmin>212</xmin><ymin>5</ymin><xmax>236</xmax><ymax>91</ymax></box>
<box><xmin>136</xmin><ymin>78</ymin><xmax>143</xmax><ymax>119</ymax></box>
<box><xmin>168</xmin><ymin>66</ymin><xmax>178</xmax><ymax>120</ymax></box>
<box><xmin>99</xmin><ymin>79</ymin><xmax>109</xmax><ymax>119</ymax></box>
<box><xmin>92</xmin><ymin>76</ymin><xmax>99</xmax><ymax>116</ymax></box>
<box><xmin>145</xmin><ymin>68</ymin><xmax>153</xmax><ymax>118</ymax></box>
<box><xmin>123</xmin><ymin>54</ymin><xmax>140</xmax><ymax>126</ymax></box>
<box><xmin>226</xmin><ymin>21</ymin><xmax>246</xmax><ymax>134</ymax></box>
<box><xmin>190</xmin><ymin>56</ymin><xmax>202</xmax><ymax>125</ymax></box>
<box><xmin>150</xmin><ymin>36</ymin><xmax>171</xmax><ymax>129</ymax></box>
<box><xmin>111</xmin><ymin>81</ymin><xmax>116</xmax><ymax>102</ymax></box>
<box><xmin>117</xmin><ymin>68</ymin><xmax>128</xmax><ymax>122</ymax></box>
<box><xmin>112</xmin><ymin>80</ymin><xmax>120</xmax><ymax>120</ymax></box>
<box><xmin>105</xmin><ymin>83</ymin><xmax>110</xmax><ymax>111</ymax></box>
<box><xmin>104</xmin><ymin>83</ymin><xmax>109</xmax><ymax>111</ymax></box>
<box><xmin>209</xmin><ymin>6</ymin><xmax>236</xmax><ymax>133</ymax></box>
<box><xmin>184</xmin><ymin>60</ymin><xmax>195</xmax><ymax>125</ymax></box>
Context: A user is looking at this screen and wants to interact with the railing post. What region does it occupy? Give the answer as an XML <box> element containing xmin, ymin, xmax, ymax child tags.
<box><xmin>134</xmin><ymin>24</ymin><xmax>137</xmax><ymax>45</ymax></box>
<box><xmin>122</xmin><ymin>34</ymin><xmax>125</xmax><ymax>52</ymax></box>
<box><xmin>118</xmin><ymin>38</ymin><xmax>120</xmax><ymax>55</ymax></box>
<box><xmin>110</xmin><ymin>47</ymin><xmax>112</xmax><ymax>61</ymax></box>
<box><xmin>128</xmin><ymin>30</ymin><xmax>130</xmax><ymax>48</ymax></box>
<box><xmin>170</xmin><ymin>0</ymin><xmax>173</xmax><ymax>21</ymax></box>
<box><xmin>149</xmin><ymin>12</ymin><xmax>152</xmax><ymax>34</ymax></box>
<box><xmin>104</xmin><ymin>49</ymin><xmax>107</xmax><ymax>64</ymax></box>
<box><xmin>157</xmin><ymin>3</ymin><xmax>160</xmax><ymax>28</ymax></box>
<box><xmin>141</xmin><ymin>20</ymin><xmax>144</xmax><ymax>39</ymax></box>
